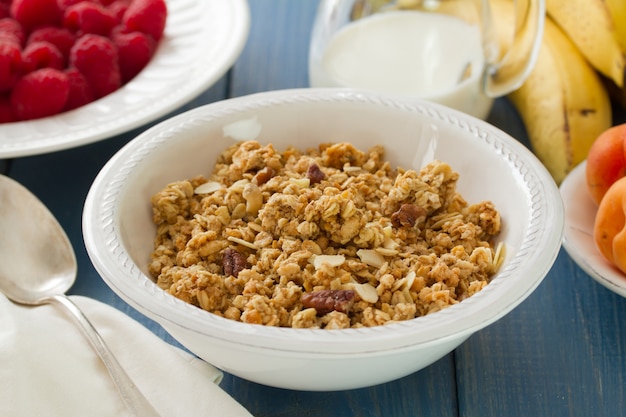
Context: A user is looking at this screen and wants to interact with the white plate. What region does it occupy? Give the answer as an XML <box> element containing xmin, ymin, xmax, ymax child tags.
<box><xmin>560</xmin><ymin>161</ymin><xmax>626</xmax><ymax>297</ymax></box>
<box><xmin>0</xmin><ymin>0</ymin><xmax>250</xmax><ymax>158</ymax></box>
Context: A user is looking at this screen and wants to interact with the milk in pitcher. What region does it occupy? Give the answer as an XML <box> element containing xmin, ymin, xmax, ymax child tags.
<box><xmin>309</xmin><ymin>11</ymin><xmax>490</xmax><ymax>118</ymax></box>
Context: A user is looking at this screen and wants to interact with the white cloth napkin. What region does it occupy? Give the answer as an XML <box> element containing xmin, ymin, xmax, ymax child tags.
<box><xmin>0</xmin><ymin>294</ymin><xmax>253</xmax><ymax>417</ymax></box>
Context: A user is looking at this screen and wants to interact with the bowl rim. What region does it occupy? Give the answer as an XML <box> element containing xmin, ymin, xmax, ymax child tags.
<box><xmin>83</xmin><ymin>88</ymin><xmax>564</xmax><ymax>354</ymax></box>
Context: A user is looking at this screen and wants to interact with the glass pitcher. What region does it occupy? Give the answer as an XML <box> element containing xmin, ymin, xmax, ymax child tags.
<box><xmin>308</xmin><ymin>0</ymin><xmax>545</xmax><ymax>120</ymax></box>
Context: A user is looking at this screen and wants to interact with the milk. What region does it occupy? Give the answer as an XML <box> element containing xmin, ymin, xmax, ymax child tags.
<box><xmin>309</xmin><ymin>11</ymin><xmax>492</xmax><ymax>119</ymax></box>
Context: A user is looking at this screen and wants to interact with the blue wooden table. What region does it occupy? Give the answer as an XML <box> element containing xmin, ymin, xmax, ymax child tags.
<box><xmin>3</xmin><ymin>1</ymin><xmax>626</xmax><ymax>416</ymax></box>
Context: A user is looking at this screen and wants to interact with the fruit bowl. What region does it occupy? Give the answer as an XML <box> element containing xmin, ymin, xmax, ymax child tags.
<box><xmin>0</xmin><ymin>0</ymin><xmax>249</xmax><ymax>158</ymax></box>
<box><xmin>83</xmin><ymin>88</ymin><xmax>564</xmax><ymax>391</ymax></box>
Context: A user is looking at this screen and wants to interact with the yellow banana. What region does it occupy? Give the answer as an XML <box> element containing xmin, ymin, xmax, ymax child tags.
<box><xmin>601</xmin><ymin>0</ymin><xmax>626</xmax><ymax>110</ymax></box>
<box><xmin>545</xmin><ymin>0</ymin><xmax>624</xmax><ymax>87</ymax></box>
<box><xmin>492</xmin><ymin>2</ymin><xmax>612</xmax><ymax>184</ymax></box>
<box><xmin>605</xmin><ymin>0</ymin><xmax>626</xmax><ymax>54</ymax></box>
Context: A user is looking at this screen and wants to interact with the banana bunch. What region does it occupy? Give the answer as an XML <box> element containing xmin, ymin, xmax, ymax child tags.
<box><xmin>494</xmin><ymin>0</ymin><xmax>621</xmax><ymax>184</ymax></box>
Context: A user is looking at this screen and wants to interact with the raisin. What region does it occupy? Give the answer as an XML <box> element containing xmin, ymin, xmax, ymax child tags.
<box><xmin>391</xmin><ymin>204</ymin><xmax>427</xmax><ymax>228</ymax></box>
<box><xmin>306</xmin><ymin>163</ymin><xmax>326</xmax><ymax>184</ymax></box>
<box><xmin>301</xmin><ymin>289</ymin><xmax>355</xmax><ymax>315</ymax></box>
<box><xmin>223</xmin><ymin>248</ymin><xmax>248</xmax><ymax>277</ymax></box>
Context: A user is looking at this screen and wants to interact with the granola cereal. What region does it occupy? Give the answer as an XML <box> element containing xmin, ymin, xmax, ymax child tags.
<box><xmin>149</xmin><ymin>140</ymin><xmax>503</xmax><ymax>329</ymax></box>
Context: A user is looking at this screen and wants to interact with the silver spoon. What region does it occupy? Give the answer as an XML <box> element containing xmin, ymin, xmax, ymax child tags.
<box><xmin>0</xmin><ymin>174</ymin><xmax>161</xmax><ymax>417</ymax></box>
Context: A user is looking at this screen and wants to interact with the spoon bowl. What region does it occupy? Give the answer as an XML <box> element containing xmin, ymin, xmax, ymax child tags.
<box><xmin>0</xmin><ymin>175</ymin><xmax>76</xmax><ymax>303</ymax></box>
<box><xmin>0</xmin><ymin>174</ymin><xmax>161</xmax><ymax>417</ymax></box>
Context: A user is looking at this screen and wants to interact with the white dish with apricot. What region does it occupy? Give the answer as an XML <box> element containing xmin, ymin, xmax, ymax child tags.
<box><xmin>560</xmin><ymin>161</ymin><xmax>626</xmax><ymax>298</ymax></box>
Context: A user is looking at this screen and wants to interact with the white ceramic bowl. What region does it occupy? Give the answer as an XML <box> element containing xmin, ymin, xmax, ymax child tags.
<box><xmin>83</xmin><ymin>89</ymin><xmax>564</xmax><ymax>391</ymax></box>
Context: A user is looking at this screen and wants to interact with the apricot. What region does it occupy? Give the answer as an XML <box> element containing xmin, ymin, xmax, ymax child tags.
<box><xmin>594</xmin><ymin>176</ymin><xmax>626</xmax><ymax>274</ymax></box>
<box><xmin>586</xmin><ymin>123</ymin><xmax>626</xmax><ymax>205</ymax></box>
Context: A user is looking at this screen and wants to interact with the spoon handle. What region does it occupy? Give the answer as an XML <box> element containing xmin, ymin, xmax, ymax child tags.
<box><xmin>51</xmin><ymin>294</ymin><xmax>163</xmax><ymax>417</ymax></box>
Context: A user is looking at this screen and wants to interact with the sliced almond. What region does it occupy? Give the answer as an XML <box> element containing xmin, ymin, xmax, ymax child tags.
<box><xmin>382</xmin><ymin>226</ymin><xmax>399</xmax><ymax>250</ymax></box>
<box><xmin>356</xmin><ymin>249</ymin><xmax>385</xmax><ymax>268</ymax></box>
<box><xmin>310</xmin><ymin>254</ymin><xmax>346</xmax><ymax>269</ymax></box>
<box><xmin>392</xmin><ymin>277</ymin><xmax>405</xmax><ymax>292</ymax></box>
<box><xmin>405</xmin><ymin>270</ymin><xmax>416</xmax><ymax>288</ymax></box>
<box><xmin>402</xmin><ymin>287</ymin><xmax>413</xmax><ymax>303</ymax></box>
<box><xmin>227</xmin><ymin>236</ymin><xmax>259</xmax><ymax>250</ymax></box>
<box><xmin>403</xmin><ymin>271</ymin><xmax>416</xmax><ymax>301</ymax></box>
<box><xmin>376</xmin><ymin>247</ymin><xmax>399</xmax><ymax>257</ymax></box>
<box><xmin>352</xmin><ymin>282</ymin><xmax>378</xmax><ymax>303</ymax></box>
<box><xmin>430</xmin><ymin>213</ymin><xmax>463</xmax><ymax>229</ymax></box>
<box><xmin>493</xmin><ymin>242</ymin><xmax>505</xmax><ymax>272</ymax></box>
<box><xmin>392</xmin><ymin>270</ymin><xmax>416</xmax><ymax>292</ymax></box>
<box><xmin>194</xmin><ymin>181</ymin><xmax>222</xmax><ymax>194</ymax></box>
<box><xmin>229</xmin><ymin>179</ymin><xmax>250</xmax><ymax>193</ymax></box>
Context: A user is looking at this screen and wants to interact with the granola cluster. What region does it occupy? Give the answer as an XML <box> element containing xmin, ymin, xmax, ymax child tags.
<box><xmin>149</xmin><ymin>140</ymin><xmax>503</xmax><ymax>329</ymax></box>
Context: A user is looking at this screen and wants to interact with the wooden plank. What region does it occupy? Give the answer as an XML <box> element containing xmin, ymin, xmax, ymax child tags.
<box><xmin>456</xmin><ymin>249</ymin><xmax>626</xmax><ymax>417</ymax></box>
<box><xmin>220</xmin><ymin>359</ymin><xmax>458</xmax><ymax>417</ymax></box>
<box><xmin>0</xmin><ymin>158</ymin><xmax>9</xmax><ymax>175</ymax></box>
<box><xmin>230</xmin><ymin>0</ymin><xmax>319</xmax><ymax>95</ymax></box>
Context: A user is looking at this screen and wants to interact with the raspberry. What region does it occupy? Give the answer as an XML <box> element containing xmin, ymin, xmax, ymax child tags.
<box><xmin>0</xmin><ymin>94</ymin><xmax>16</xmax><ymax>122</ymax></box>
<box><xmin>122</xmin><ymin>0</ymin><xmax>166</xmax><ymax>42</ymax></box>
<box><xmin>0</xmin><ymin>18</ymin><xmax>24</xmax><ymax>45</ymax></box>
<box><xmin>0</xmin><ymin>4</ymin><xmax>9</xmax><ymax>20</ymax></box>
<box><xmin>63</xmin><ymin>2</ymin><xmax>116</xmax><ymax>36</ymax></box>
<box><xmin>107</xmin><ymin>0</ymin><xmax>129</xmax><ymax>22</ymax></box>
<box><xmin>27</xmin><ymin>26</ymin><xmax>76</xmax><ymax>64</ymax></box>
<box><xmin>69</xmin><ymin>33</ymin><xmax>120</xmax><ymax>98</ymax></box>
<box><xmin>10</xmin><ymin>67</ymin><xmax>69</xmax><ymax>120</ymax></box>
<box><xmin>56</xmin><ymin>0</ymin><xmax>101</xmax><ymax>13</ymax></box>
<box><xmin>22</xmin><ymin>41</ymin><xmax>64</xmax><ymax>72</ymax></box>
<box><xmin>0</xmin><ymin>41</ymin><xmax>22</xmax><ymax>92</ymax></box>
<box><xmin>111</xmin><ymin>28</ymin><xmax>153</xmax><ymax>83</ymax></box>
<box><xmin>64</xmin><ymin>66</ymin><xmax>93</xmax><ymax>110</ymax></box>
<box><xmin>10</xmin><ymin>0</ymin><xmax>63</xmax><ymax>33</ymax></box>
<box><xmin>0</xmin><ymin>0</ymin><xmax>165</xmax><ymax>123</ymax></box>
